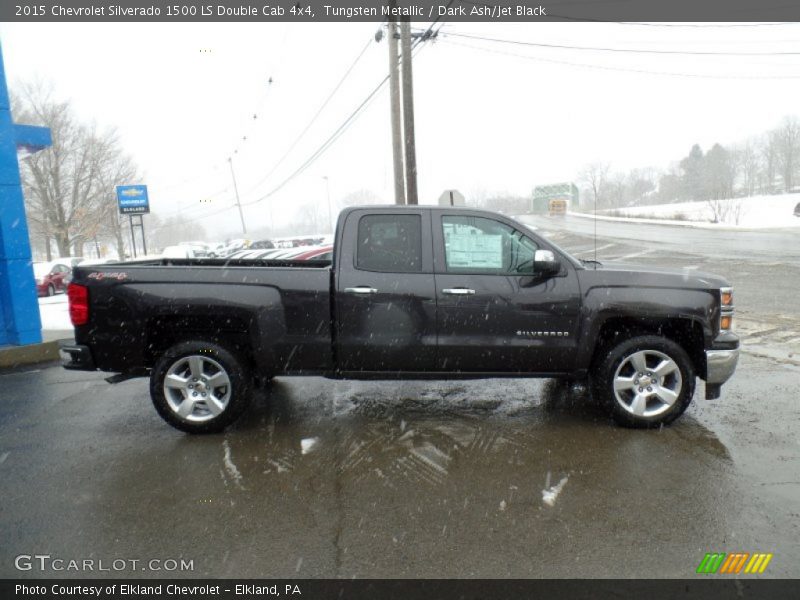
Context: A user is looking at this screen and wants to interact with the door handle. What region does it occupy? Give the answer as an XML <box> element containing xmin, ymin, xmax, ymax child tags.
<box><xmin>442</xmin><ymin>288</ymin><xmax>476</xmax><ymax>295</ymax></box>
<box><xmin>344</xmin><ymin>286</ymin><xmax>379</xmax><ymax>294</ymax></box>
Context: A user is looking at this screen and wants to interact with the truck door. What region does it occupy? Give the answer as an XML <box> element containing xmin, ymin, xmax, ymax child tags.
<box><xmin>335</xmin><ymin>209</ymin><xmax>437</xmax><ymax>373</ymax></box>
<box><xmin>433</xmin><ymin>211</ymin><xmax>581</xmax><ymax>373</ymax></box>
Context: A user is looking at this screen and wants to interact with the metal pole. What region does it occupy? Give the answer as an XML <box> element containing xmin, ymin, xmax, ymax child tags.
<box><xmin>323</xmin><ymin>176</ymin><xmax>333</xmax><ymax>232</ymax></box>
<box><xmin>388</xmin><ymin>14</ymin><xmax>405</xmax><ymax>205</ymax></box>
<box><xmin>128</xmin><ymin>215</ymin><xmax>137</xmax><ymax>258</ymax></box>
<box><xmin>228</xmin><ymin>156</ymin><xmax>248</xmax><ymax>235</ymax></box>
<box><xmin>400</xmin><ymin>20</ymin><xmax>419</xmax><ymax>205</ymax></box>
<box><xmin>139</xmin><ymin>215</ymin><xmax>148</xmax><ymax>255</ymax></box>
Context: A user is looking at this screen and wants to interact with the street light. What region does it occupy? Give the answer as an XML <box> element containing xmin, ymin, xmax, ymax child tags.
<box><xmin>322</xmin><ymin>176</ymin><xmax>333</xmax><ymax>233</ymax></box>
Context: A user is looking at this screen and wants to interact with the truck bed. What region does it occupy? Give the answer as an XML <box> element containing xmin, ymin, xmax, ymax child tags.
<box><xmin>69</xmin><ymin>260</ymin><xmax>334</xmax><ymax>374</ymax></box>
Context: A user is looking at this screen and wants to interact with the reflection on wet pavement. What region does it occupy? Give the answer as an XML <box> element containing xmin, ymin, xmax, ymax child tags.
<box><xmin>0</xmin><ymin>366</ymin><xmax>788</xmax><ymax>578</ymax></box>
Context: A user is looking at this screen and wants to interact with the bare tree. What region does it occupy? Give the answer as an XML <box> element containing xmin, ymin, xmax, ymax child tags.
<box><xmin>775</xmin><ymin>116</ymin><xmax>800</xmax><ymax>192</ymax></box>
<box><xmin>579</xmin><ymin>162</ymin><xmax>610</xmax><ymax>209</ymax></box>
<box><xmin>733</xmin><ymin>140</ymin><xmax>760</xmax><ymax>197</ymax></box>
<box><xmin>760</xmin><ymin>131</ymin><xmax>780</xmax><ymax>194</ymax></box>
<box><xmin>13</xmin><ymin>81</ymin><xmax>140</xmax><ymax>257</ymax></box>
<box><xmin>97</xmin><ymin>152</ymin><xmax>139</xmax><ymax>259</ymax></box>
<box><xmin>148</xmin><ymin>214</ymin><xmax>207</xmax><ymax>252</ymax></box>
<box><xmin>705</xmin><ymin>143</ymin><xmax>735</xmax><ymax>200</ymax></box>
<box><xmin>338</xmin><ymin>188</ymin><xmax>382</xmax><ymax>208</ymax></box>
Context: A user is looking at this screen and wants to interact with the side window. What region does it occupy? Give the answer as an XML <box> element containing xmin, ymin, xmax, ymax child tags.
<box><xmin>356</xmin><ymin>214</ymin><xmax>422</xmax><ymax>273</ymax></box>
<box><xmin>442</xmin><ymin>216</ymin><xmax>538</xmax><ymax>274</ymax></box>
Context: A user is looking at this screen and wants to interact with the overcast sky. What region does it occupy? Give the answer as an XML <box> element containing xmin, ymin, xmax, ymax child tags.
<box><xmin>1</xmin><ymin>21</ymin><xmax>799</xmax><ymax>238</ymax></box>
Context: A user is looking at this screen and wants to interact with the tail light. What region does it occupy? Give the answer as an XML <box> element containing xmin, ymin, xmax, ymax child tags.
<box><xmin>68</xmin><ymin>283</ymin><xmax>89</xmax><ymax>326</ymax></box>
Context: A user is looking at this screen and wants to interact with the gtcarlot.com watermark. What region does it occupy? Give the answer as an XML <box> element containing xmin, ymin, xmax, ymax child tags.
<box><xmin>14</xmin><ymin>554</ymin><xmax>194</xmax><ymax>573</ymax></box>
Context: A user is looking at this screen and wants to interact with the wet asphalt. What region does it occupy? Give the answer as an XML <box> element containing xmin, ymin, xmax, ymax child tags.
<box><xmin>1</xmin><ymin>222</ymin><xmax>798</xmax><ymax>579</ymax></box>
<box><xmin>0</xmin><ymin>351</ymin><xmax>798</xmax><ymax>578</ymax></box>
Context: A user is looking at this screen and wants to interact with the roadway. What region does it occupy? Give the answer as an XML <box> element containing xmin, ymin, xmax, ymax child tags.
<box><xmin>518</xmin><ymin>214</ymin><xmax>800</xmax><ymax>262</ymax></box>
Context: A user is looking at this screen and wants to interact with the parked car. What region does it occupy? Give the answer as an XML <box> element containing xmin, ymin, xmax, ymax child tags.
<box><xmin>294</xmin><ymin>245</ymin><xmax>333</xmax><ymax>261</ymax></box>
<box><xmin>794</xmin><ymin>202</ymin><xmax>800</xmax><ymax>217</ymax></box>
<box><xmin>249</xmin><ymin>239</ymin><xmax>275</xmax><ymax>250</ymax></box>
<box><xmin>33</xmin><ymin>261</ymin><xmax>71</xmax><ymax>296</ymax></box>
<box><xmin>219</xmin><ymin>239</ymin><xmax>249</xmax><ymax>257</ymax></box>
<box><xmin>79</xmin><ymin>258</ymin><xmax>115</xmax><ymax>266</ymax></box>
<box><xmin>62</xmin><ymin>206</ymin><xmax>739</xmax><ymax>433</ymax></box>
<box><xmin>178</xmin><ymin>242</ymin><xmax>210</xmax><ymax>257</ymax></box>
<box><xmin>162</xmin><ymin>245</ymin><xmax>195</xmax><ymax>259</ymax></box>
<box><xmin>55</xmin><ymin>256</ymin><xmax>85</xmax><ymax>268</ymax></box>
<box><xmin>226</xmin><ymin>249</ymin><xmax>285</xmax><ymax>260</ymax></box>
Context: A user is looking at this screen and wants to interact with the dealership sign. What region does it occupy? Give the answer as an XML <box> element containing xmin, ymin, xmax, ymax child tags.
<box><xmin>116</xmin><ymin>185</ymin><xmax>150</xmax><ymax>214</ymax></box>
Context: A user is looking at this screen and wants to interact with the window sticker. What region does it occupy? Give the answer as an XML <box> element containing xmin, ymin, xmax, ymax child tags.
<box><xmin>445</xmin><ymin>233</ymin><xmax>503</xmax><ymax>269</ymax></box>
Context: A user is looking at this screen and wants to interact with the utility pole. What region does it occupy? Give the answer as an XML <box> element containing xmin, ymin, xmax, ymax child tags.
<box><xmin>399</xmin><ymin>20</ymin><xmax>419</xmax><ymax>205</ymax></box>
<box><xmin>387</xmin><ymin>14</ymin><xmax>405</xmax><ymax>205</ymax></box>
<box><xmin>227</xmin><ymin>156</ymin><xmax>247</xmax><ymax>235</ymax></box>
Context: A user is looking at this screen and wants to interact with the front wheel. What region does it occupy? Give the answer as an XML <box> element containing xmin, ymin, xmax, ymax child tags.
<box><xmin>150</xmin><ymin>341</ymin><xmax>252</xmax><ymax>433</ymax></box>
<box><xmin>591</xmin><ymin>335</ymin><xmax>695</xmax><ymax>428</ymax></box>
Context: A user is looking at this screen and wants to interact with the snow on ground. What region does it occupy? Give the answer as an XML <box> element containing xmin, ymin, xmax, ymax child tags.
<box><xmin>575</xmin><ymin>193</ymin><xmax>800</xmax><ymax>229</ymax></box>
<box><xmin>38</xmin><ymin>294</ymin><xmax>72</xmax><ymax>331</ymax></box>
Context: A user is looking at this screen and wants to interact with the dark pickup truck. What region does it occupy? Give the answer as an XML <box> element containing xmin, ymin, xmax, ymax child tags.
<box><xmin>61</xmin><ymin>206</ymin><xmax>739</xmax><ymax>433</ymax></box>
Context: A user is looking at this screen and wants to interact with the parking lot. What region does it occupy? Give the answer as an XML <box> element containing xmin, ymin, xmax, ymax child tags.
<box><xmin>1</xmin><ymin>219</ymin><xmax>798</xmax><ymax>579</ymax></box>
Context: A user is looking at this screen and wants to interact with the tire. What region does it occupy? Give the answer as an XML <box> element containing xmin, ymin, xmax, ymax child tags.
<box><xmin>47</xmin><ymin>284</ymin><xmax>55</xmax><ymax>297</ymax></box>
<box><xmin>150</xmin><ymin>341</ymin><xmax>252</xmax><ymax>434</ymax></box>
<box><xmin>591</xmin><ymin>335</ymin><xmax>695</xmax><ymax>428</ymax></box>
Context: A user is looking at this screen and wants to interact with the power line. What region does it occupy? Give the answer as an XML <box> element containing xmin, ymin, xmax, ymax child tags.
<box><xmin>240</xmin><ymin>36</ymin><xmax>374</xmax><ymax>198</ymax></box>
<box><xmin>611</xmin><ymin>21</ymin><xmax>800</xmax><ymax>28</ymax></box>
<box><xmin>443</xmin><ymin>38</ymin><xmax>800</xmax><ymax>79</ymax></box>
<box><xmin>445</xmin><ymin>30</ymin><xmax>800</xmax><ymax>56</ymax></box>
<box><xmin>243</xmin><ymin>36</ymin><xmax>432</xmax><ymax>208</ymax></box>
<box><xmin>242</xmin><ymin>76</ymin><xmax>390</xmax><ymax>207</ymax></box>
<box><xmin>144</xmin><ymin>27</ymin><xmax>291</xmax><ymax>197</ymax></box>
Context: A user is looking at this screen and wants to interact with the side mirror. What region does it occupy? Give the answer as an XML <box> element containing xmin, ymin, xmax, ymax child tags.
<box><xmin>534</xmin><ymin>249</ymin><xmax>560</xmax><ymax>276</ymax></box>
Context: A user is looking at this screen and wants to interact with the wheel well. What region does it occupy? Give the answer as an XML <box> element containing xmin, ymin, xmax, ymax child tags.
<box><xmin>143</xmin><ymin>315</ymin><xmax>255</xmax><ymax>371</ymax></box>
<box><xmin>594</xmin><ymin>317</ymin><xmax>705</xmax><ymax>377</ymax></box>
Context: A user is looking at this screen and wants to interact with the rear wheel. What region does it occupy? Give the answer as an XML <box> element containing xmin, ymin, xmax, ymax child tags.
<box><xmin>150</xmin><ymin>341</ymin><xmax>252</xmax><ymax>433</ymax></box>
<box><xmin>591</xmin><ymin>335</ymin><xmax>695</xmax><ymax>428</ymax></box>
<box><xmin>47</xmin><ymin>284</ymin><xmax>55</xmax><ymax>297</ymax></box>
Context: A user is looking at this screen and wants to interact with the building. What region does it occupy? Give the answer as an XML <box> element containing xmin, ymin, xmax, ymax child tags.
<box><xmin>531</xmin><ymin>183</ymin><xmax>579</xmax><ymax>214</ymax></box>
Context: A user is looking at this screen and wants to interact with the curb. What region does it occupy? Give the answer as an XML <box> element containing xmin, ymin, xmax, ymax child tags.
<box><xmin>0</xmin><ymin>339</ymin><xmax>69</xmax><ymax>370</ymax></box>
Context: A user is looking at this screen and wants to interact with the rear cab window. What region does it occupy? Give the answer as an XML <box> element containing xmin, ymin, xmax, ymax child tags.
<box><xmin>356</xmin><ymin>214</ymin><xmax>422</xmax><ymax>273</ymax></box>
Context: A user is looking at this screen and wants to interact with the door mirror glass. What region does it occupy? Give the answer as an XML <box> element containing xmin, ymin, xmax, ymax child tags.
<box><xmin>533</xmin><ymin>249</ymin><xmax>560</xmax><ymax>276</ymax></box>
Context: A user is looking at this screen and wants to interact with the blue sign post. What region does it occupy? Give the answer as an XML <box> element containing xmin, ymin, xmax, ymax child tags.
<box><xmin>0</xmin><ymin>43</ymin><xmax>52</xmax><ymax>347</ymax></box>
<box><xmin>116</xmin><ymin>185</ymin><xmax>149</xmax><ymax>257</ymax></box>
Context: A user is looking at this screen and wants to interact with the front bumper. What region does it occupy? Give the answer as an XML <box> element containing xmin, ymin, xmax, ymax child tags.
<box><xmin>59</xmin><ymin>343</ymin><xmax>96</xmax><ymax>371</ymax></box>
<box><xmin>706</xmin><ymin>348</ymin><xmax>739</xmax><ymax>385</ymax></box>
<box><xmin>704</xmin><ymin>346</ymin><xmax>739</xmax><ymax>400</ymax></box>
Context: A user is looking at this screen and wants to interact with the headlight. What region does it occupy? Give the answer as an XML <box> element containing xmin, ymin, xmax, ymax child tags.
<box><xmin>720</xmin><ymin>287</ymin><xmax>734</xmax><ymax>330</ymax></box>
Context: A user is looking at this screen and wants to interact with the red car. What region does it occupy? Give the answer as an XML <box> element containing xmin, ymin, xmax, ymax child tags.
<box><xmin>293</xmin><ymin>245</ymin><xmax>333</xmax><ymax>261</ymax></box>
<box><xmin>33</xmin><ymin>262</ymin><xmax>71</xmax><ymax>296</ymax></box>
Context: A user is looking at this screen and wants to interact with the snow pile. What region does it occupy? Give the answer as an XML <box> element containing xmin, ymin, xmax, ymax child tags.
<box><xmin>38</xmin><ymin>295</ymin><xmax>72</xmax><ymax>331</ymax></box>
<box><xmin>594</xmin><ymin>193</ymin><xmax>800</xmax><ymax>229</ymax></box>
